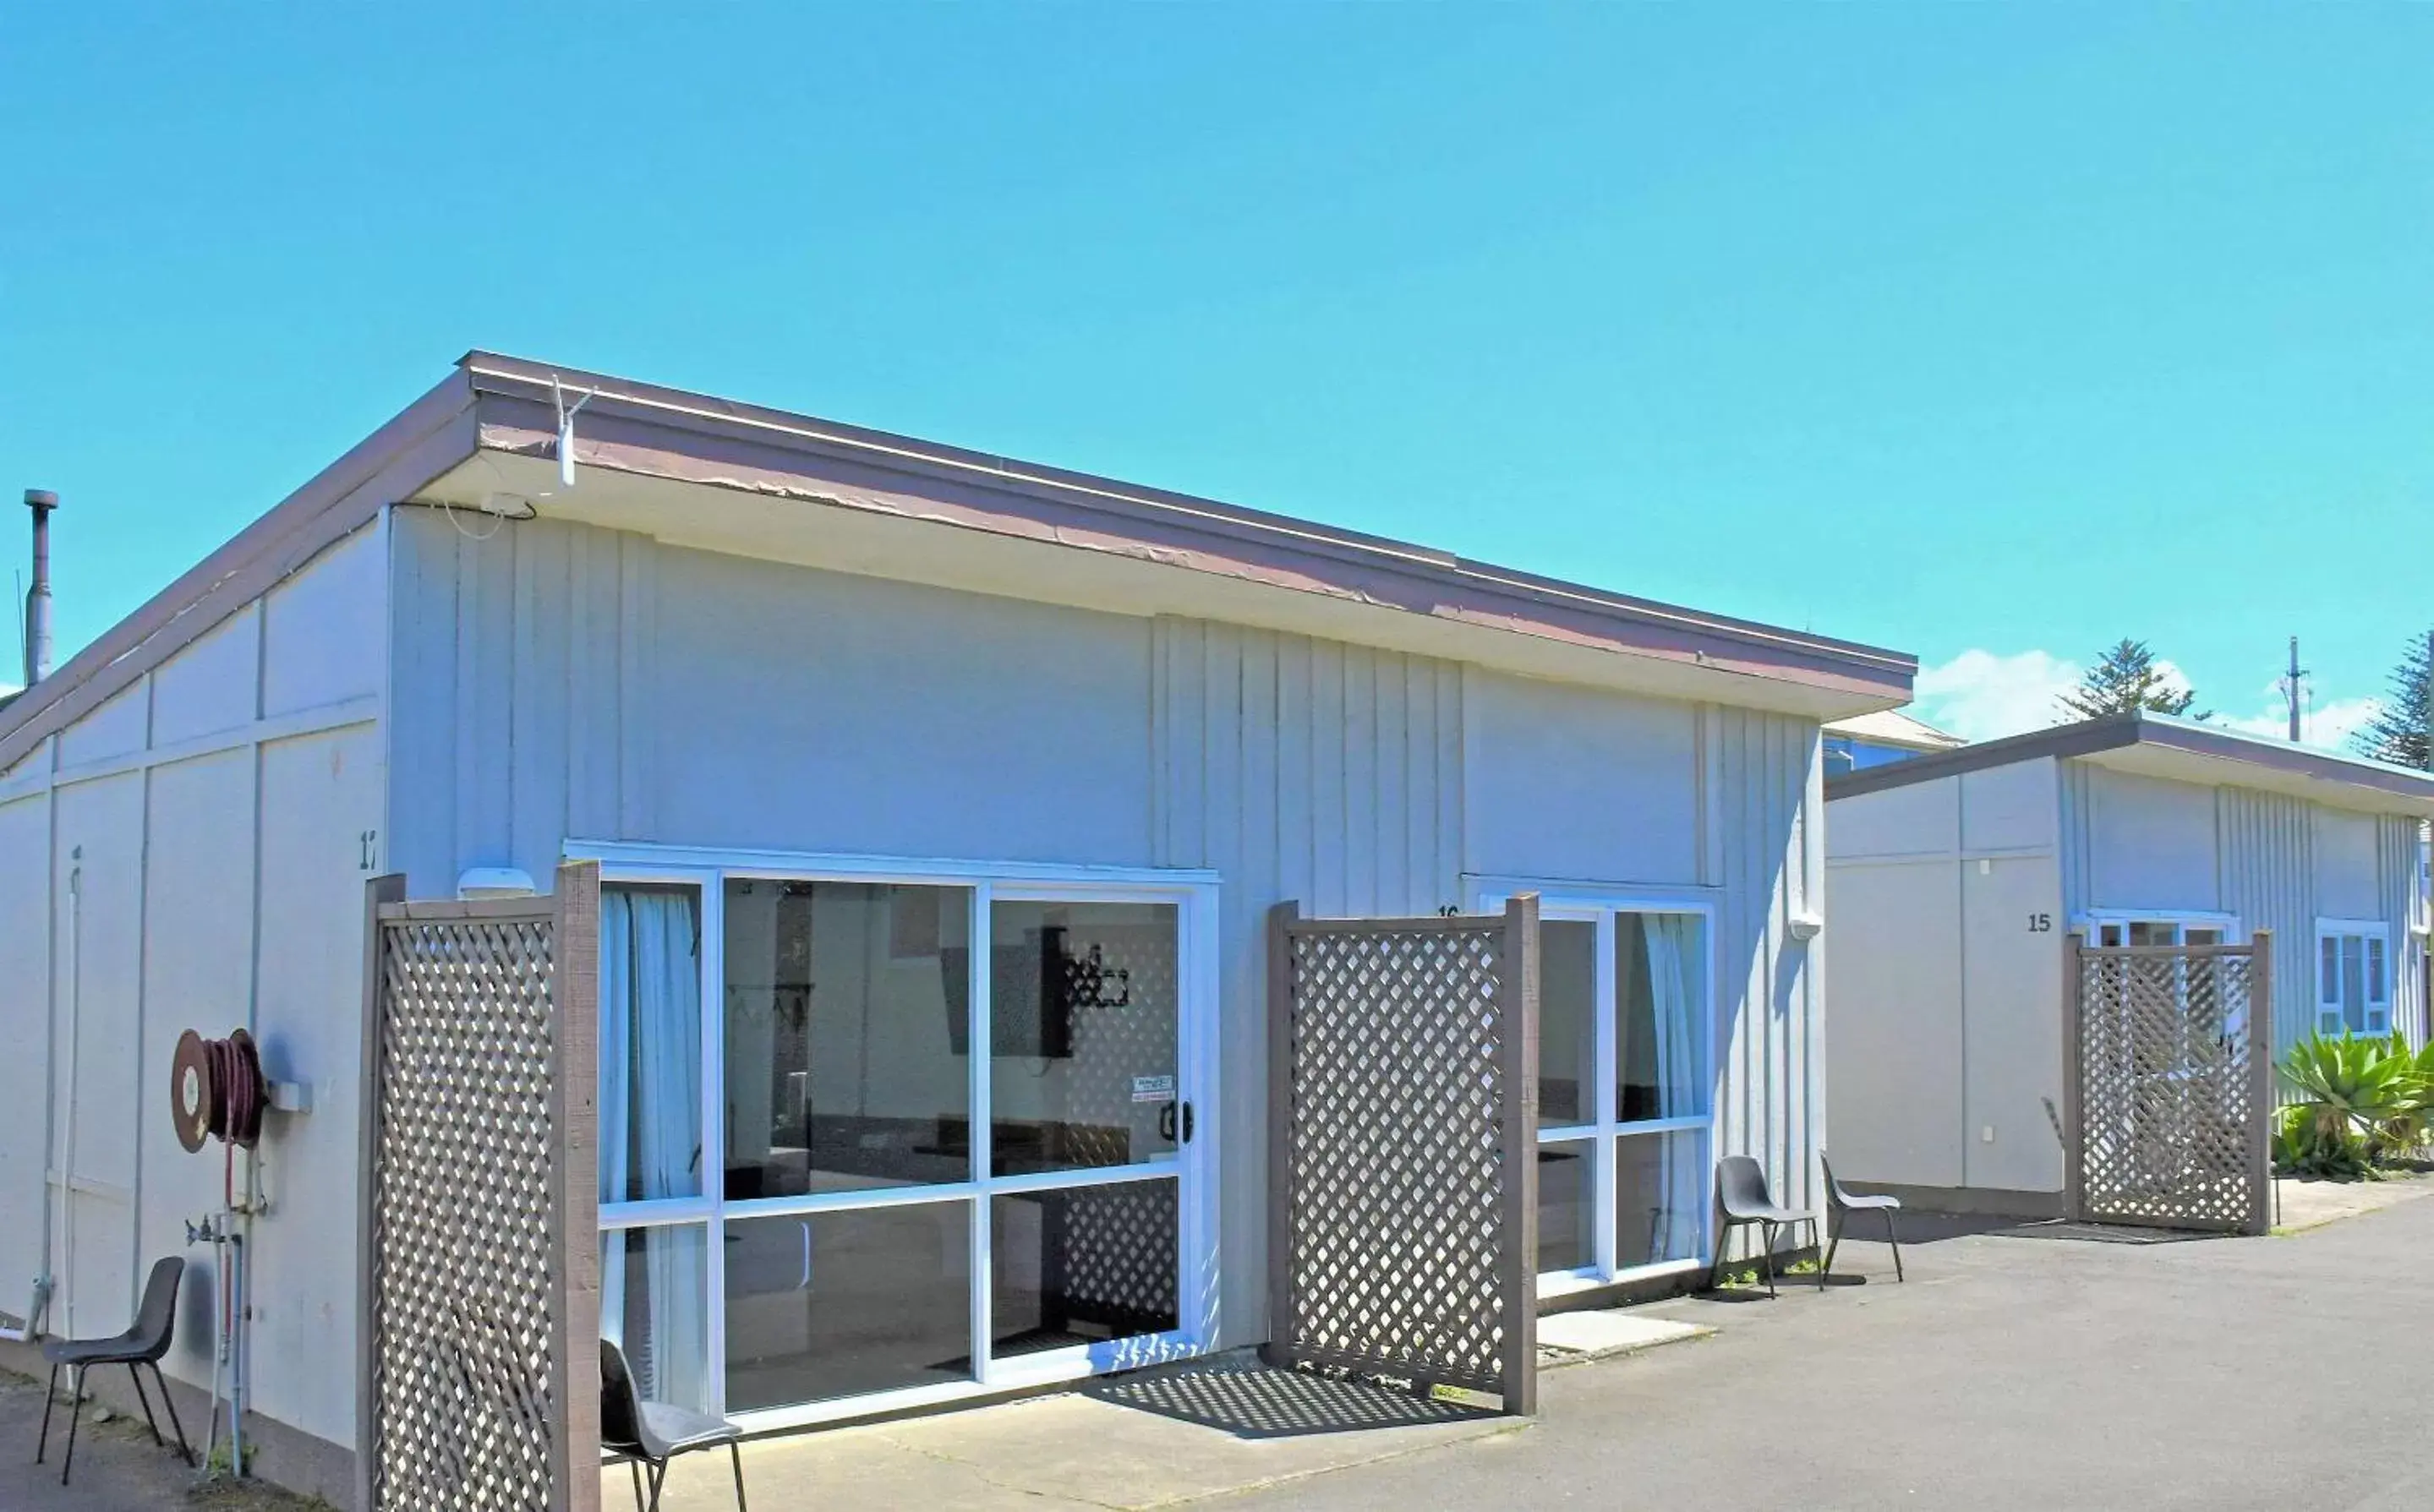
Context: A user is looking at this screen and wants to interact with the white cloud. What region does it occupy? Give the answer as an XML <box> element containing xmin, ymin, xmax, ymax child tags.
<box><xmin>1912</xmin><ymin>648</ymin><xmax>2082</xmax><ymax>741</ymax></box>
<box><xmin>1915</xmin><ymin>648</ymin><xmax>2378</xmax><ymax>753</ymax></box>
<box><xmin>2216</xmin><ymin>695</ymin><xmax>2378</xmax><ymax>753</ymax></box>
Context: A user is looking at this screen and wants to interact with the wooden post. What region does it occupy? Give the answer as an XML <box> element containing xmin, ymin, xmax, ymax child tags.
<box><xmin>2245</xmin><ymin>931</ymin><xmax>2274</xmax><ymax>1237</ymax></box>
<box><xmin>1260</xmin><ymin>900</ymin><xmax>1300</xmax><ymax>1369</ymax></box>
<box><xmin>1498</xmin><ymin>893</ymin><xmax>1540</xmax><ymax>1416</ymax></box>
<box><xmin>551</xmin><ymin>862</ymin><xmax>603</xmax><ymax>1512</ymax></box>
<box><xmin>353</xmin><ymin>873</ymin><xmax>404</xmax><ymax>1512</ymax></box>
<box><xmin>2060</xmin><ymin>931</ymin><xmax>2086</xmax><ymax>1225</ymax></box>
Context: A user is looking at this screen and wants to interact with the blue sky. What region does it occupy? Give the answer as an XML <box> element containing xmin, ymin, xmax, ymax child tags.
<box><xmin>3</xmin><ymin>7</ymin><xmax>2426</xmax><ymax>743</ymax></box>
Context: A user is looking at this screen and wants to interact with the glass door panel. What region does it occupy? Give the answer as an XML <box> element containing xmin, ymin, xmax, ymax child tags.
<box><xmin>723</xmin><ymin>1203</ymin><xmax>975</xmax><ymax>1411</ymax></box>
<box><xmin>603</xmin><ymin>1225</ymin><xmax>713</xmax><ymax>1413</ymax></box>
<box><xmin>986</xmin><ymin>901</ymin><xmax>1180</xmax><ymax>1178</ymax></box>
<box><xmin>1615</xmin><ymin>1132</ymin><xmax>1705</xmax><ymax>1269</ymax></box>
<box><xmin>1538</xmin><ymin>920</ymin><xmax>1598</xmax><ymax>1129</ymax></box>
<box><xmin>601</xmin><ymin>885</ymin><xmax>705</xmax><ymax>1205</ymax></box>
<box><xmin>1536</xmin><ymin>1139</ymin><xmax>1597</xmax><ymax>1274</ymax></box>
<box><xmin>721</xmin><ymin>880</ymin><xmax>974</xmax><ymax>1198</ymax></box>
<box><xmin>990</xmin><ymin>1177</ymin><xmax>1179</xmax><ymax>1359</ymax></box>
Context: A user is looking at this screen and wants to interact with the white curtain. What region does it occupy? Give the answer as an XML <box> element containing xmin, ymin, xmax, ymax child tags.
<box><xmin>599</xmin><ymin>887</ymin><xmax>710</xmax><ymax>1412</ymax></box>
<box><xmin>1642</xmin><ymin>914</ymin><xmax>1705</xmax><ymax>1262</ymax></box>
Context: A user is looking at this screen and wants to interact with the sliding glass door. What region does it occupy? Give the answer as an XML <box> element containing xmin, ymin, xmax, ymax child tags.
<box><xmin>593</xmin><ymin>858</ymin><xmax>1212</xmax><ymax>1427</ymax></box>
<box><xmin>1483</xmin><ymin>887</ymin><xmax>1715</xmax><ymax>1293</ymax></box>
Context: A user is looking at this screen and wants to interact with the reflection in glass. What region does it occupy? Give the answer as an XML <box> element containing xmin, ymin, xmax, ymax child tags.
<box><xmin>1616</xmin><ymin>914</ymin><xmax>1706</xmax><ymax>1124</ymax></box>
<box><xmin>724</xmin><ymin>1204</ymin><xmax>973</xmax><ymax>1410</ymax></box>
<box><xmin>602</xmin><ymin>1225</ymin><xmax>712</xmax><ymax>1413</ymax></box>
<box><xmin>601</xmin><ymin>886</ymin><xmax>705</xmax><ymax>1204</ymax></box>
<box><xmin>1537</xmin><ymin>1140</ymin><xmax>1595</xmax><ymax>1274</ymax></box>
<box><xmin>1615</xmin><ymin>1132</ymin><xmax>1706</xmax><ymax>1269</ymax></box>
<box><xmin>986</xmin><ymin>902</ymin><xmax>1179</xmax><ymax>1177</ymax></box>
<box><xmin>722</xmin><ymin>881</ymin><xmax>971</xmax><ymax>1198</ymax></box>
<box><xmin>1539</xmin><ymin>920</ymin><xmax>1596</xmax><ymax>1127</ymax></box>
<box><xmin>991</xmin><ymin>1178</ymin><xmax>1179</xmax><ymax>1359</ymax></box>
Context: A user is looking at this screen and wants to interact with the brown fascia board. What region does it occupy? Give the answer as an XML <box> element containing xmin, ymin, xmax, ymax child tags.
<box><xmin>457</xmin><ymin>352</ymin><xmax>1919</xmax><ymax>705</ymax></box>
<box><xmin>0</xmin><ymin>372</ymin><xmax>482</xmax><ymax>773</ymax></box>
<box><xmin>1826</xmin><ymin>711</ymin><xmax>2434</xmax><ymax>809</ymax></box>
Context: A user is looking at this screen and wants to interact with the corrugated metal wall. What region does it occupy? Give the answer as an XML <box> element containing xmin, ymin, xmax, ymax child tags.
<box><xmin>1149</xmin><ymin>617</ymin><xmax>1466</xmax><ymax>1344</ymax></box>
<box><xmin>1705</xmin><ymin>707</ymin><xmax>1827</xmax><ymax>1220</ymax></box>
<box><xmin>2218</xmin><ymin>787</ymin><xmax>2316</xmax><ymax>1064</ymax></box>
<box><xmin>2379</xmin><ymin>816</ymin><xmax>2428</xmax><ymax>1046</ymax></box>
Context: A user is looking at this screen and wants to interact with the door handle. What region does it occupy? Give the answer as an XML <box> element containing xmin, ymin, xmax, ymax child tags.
<box><xmin>1158</xmin><ymin>1101</ymin><xmax>1195</xmax><ymax>1144</ymax></box>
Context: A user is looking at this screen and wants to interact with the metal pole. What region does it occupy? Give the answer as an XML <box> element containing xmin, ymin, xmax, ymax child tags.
<box><xmin>24</xmin><ymin>489</ymin><xmax>55</xmax><ymax>687</ymax></box>
<box><xmin>2287</xmin><ymin>637</ymin><xmax>2301</xmax><ymax>743</ymax></box>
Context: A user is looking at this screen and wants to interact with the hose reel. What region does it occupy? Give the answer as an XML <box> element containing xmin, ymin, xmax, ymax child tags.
<box><xmin>170</xmin><ymin>1029</ymin><xmax>267</xmax><ymax>1153</ymax></box>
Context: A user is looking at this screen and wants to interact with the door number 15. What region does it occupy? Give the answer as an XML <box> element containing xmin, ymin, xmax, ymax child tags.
<box><xmin>2027</xmin><ymin>913</ymin><xmax>2053</xmax><ymax>933</ymax></box>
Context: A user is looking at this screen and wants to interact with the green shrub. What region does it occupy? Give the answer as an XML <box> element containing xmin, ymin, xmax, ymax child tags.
<box><xmin>2276</xmin><ymin>1032</ymin><xmax>2428</xmax><ymax>1178</ymax></box>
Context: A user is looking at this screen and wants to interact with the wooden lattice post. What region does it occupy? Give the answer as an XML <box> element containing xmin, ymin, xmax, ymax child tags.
<box><xmin>2245</xmin><ymin>931</ymin><xmax>2274</xmax><ymax>1237</ymax></box>
<box><xmin>355</xmin><ymin>874</ymin><xmax>406</xmax><ymax>1512</ymax></box>
<box><xmin>1496</xmin><ymin>893</ymin><xmax>1540</xmax><ymax>1417</ymax></box>
<box><xmin>2062</xmin><ymin>931</ymin><xmax>2086</xmax><ymax>1224</ymax></box>
<box><xmin>552</xmin><ymin>862</ymin><xmax>603</xmax><ymax>1512</ymax></box>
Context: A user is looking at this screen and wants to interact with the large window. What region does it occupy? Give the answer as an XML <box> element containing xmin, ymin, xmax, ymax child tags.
<box><xmin>1483</xmin><ymin>886</ymin><xmax>1715</xmax><ymax>1292</ymax></box>
<box><xmin>591</xmin><ymin>850</ymin><xmax>1212</xmax><ymax>1429</ymax></box>
<box><xmin>2316</xmin><ymin>920</ymin><xmax>2391</xmax><ymax>1037</ymax></box>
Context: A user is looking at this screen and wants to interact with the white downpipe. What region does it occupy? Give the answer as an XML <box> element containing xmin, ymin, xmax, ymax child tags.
<box><xmin>11</xmin><ymin>853</ymin><xmax>81</xmax><ymax>1343</ymax></box>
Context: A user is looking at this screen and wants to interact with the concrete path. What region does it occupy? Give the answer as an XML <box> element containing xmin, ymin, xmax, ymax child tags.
<box><xmin>1236</xmin><ymin>1201</ymin><xmax>2434</xmax><ymax>1511</ymax></box>
<box><xmin>2273</xmin><ymin>1168</ymin><xmax>2434</xmax><ymax>1232</ymax></box>
<box><xmin>0</xmin><ymin>1367</ymin><xmax>311</xmax><ymax>1509</ymax></box>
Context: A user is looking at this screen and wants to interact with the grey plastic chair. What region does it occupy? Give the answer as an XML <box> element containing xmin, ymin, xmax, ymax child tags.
<box><xmin>602</xmin><ymin>1336</ymin><xmax>748</xmax><ymax>1512</ymax></box>
<box><xmin>36</xmin><ymin>1255</ymin><xmax>192</xmax><ymax>1484</ymax></box>
<box><xmin>1822</xmin><ymin>1152</ymin><xmax>1904</xmax><ymax>1281</ymax></box>
<box><xmin>1714</xmin><ymin>1155</ymin><xmax>1823</xmax><ymax>1297</ymax></box>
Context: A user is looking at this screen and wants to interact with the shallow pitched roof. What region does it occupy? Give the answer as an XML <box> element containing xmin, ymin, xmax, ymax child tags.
<box><xmin>1824</xmin><ymin>708</ymin><xmax>1966</xmax><ymax>751</ymax></box>
<box><xmin>0</xmin><ymin>354</ymin><xmax>1918</xmax><ymax>769</ymax></box>
<box><xmin>1826</xmin><ymin>710</ymin><xmax>2434</xmax><ymax>818</ymax></box>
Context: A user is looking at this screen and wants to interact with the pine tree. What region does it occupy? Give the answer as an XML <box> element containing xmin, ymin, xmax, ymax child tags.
<box><xmin>2057</xmin><ymin>639</ymin><xmax>2202</xmax><ymax>722</ymax></box>
<box><xmin>2349</xmin><ymin>631</ymin><xmax>2433</xmax><ymax>770</ymax></box>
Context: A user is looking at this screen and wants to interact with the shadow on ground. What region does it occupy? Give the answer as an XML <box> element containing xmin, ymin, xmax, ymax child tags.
<box><xmin>1081</xmin><ymin>1354</ymin><xmax>1492</xmax><ymax>1439</ymax></box>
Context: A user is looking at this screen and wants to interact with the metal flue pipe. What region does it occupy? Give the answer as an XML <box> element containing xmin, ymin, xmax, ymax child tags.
<box><xmin>25</xmin><ymin>489</ymin><xmax>56</xmax><ymax>687</ymax></box>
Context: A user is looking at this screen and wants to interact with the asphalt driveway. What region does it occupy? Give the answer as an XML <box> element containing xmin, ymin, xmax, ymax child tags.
<box><xmin>1244</xmin><ymin>1192</ymin><xmax>2434</xmax><ymax>1512</ymax></box>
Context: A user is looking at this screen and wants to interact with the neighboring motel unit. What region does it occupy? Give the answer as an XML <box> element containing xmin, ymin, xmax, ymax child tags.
<box><xmin>1826</xmin><ymin>712</ymin><xmax>2434</xmax><ymax>1218</ymax></box>
<box><xmin>0</xmin><ymin>352</ymin><xmax>1913</xmax><ymax>1500</ymax></box>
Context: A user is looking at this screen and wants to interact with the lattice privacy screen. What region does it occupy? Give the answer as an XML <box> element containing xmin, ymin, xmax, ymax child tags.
<box><xmin>359</xmin><ymin>870</ymin><xmax>601</xmax><ymax>1512</ymax></box>
<box><xmin>1264</xmin><ymin>898</ymin><xmax>1539</xmax><ymax>1415</ymax></box>
<box><xmin>2069</xmin><ymin>936</ymin><xmax>2272</xmax><ymax>1236</ymax></box>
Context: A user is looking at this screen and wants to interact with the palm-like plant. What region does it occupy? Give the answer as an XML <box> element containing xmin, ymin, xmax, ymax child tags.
<box><xmin>2276</xmin><ymin>1033</ymin><xmax>2430</xmax><ymax>1177</ymax></box>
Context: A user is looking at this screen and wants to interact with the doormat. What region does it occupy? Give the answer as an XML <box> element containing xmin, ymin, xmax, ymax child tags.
<box><xmin>1989</xmin><ymin>1220</ymin><xmax>2218</xmax><ymax>1245</ymax></box>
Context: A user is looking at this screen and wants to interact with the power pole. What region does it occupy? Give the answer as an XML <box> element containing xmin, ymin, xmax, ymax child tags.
<box><xmin>2281</xmin><ymin>636</ymin><xmax>2308</xmax><ymax>742</ymax></box>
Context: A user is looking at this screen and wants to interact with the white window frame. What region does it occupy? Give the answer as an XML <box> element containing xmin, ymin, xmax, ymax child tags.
<box><xmin>2076</xmin><ymin>909</ymin><xmax>2240</xmax><ymax>948</ymax></box>
<box><xmin>1467</xmin><ymin>876</ymin><xmax>1719</xmax><ymax>1298</ymax></box>
<box><xmin>2314</xmin><ymin>917</ymin><xmax>2393</xmax><ymax>1039</ymax></box>
<box><xmin>575</xmin><ymin>838</ymin><xmax>1222</xmax><ymax>1433</ymax></box>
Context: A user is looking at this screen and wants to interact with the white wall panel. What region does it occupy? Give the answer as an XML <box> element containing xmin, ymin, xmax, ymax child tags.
<box><xmin>1961</xmin><ymin>758</ymin><xmax>2059</xmax><ymax>854</ymax></box>
<box><xmin>1463</xmin><ymin>671</ymin><xmax>1698</xmax><ymax>885</ymax></box>
<box><xmin>50</xmin><ymin>772</ymin><xmax>145</xmax><ymax>1337</ymax></box>
<box><xmin>0</xmin><ymin>793</ymin><xmax>51</xmax><ymax>1325</ymax></box>
<box><xmin>2314</xmin><ymin>808</ymin><xmax>2382</xmax><ymax>920</ymax></box>
<box><xmin>1826</xmin><ymin>778</ymin><xmax>1960</xmax><ymax>861</ymax></box>
<box><xmin>261</xmin><ymin>524</ymin><xmax>385</xmax><ymax>717</ymax></box>
<box><xmin>1151</xmin><ymin>617</ymin><xmax>1463</xmax><ymax>1344</ymax></box>
<box><xmin>57</xmin><ymin>682</ymin><xmax>147</xmax><ymax>769</ymax></box>
<box><xmin>2086</xmin><ymin>767</ymin><xmax>2219</xmax><ymax>912</ymax></box>
<box><xmin>387</xmin><ymin>513</ymin><xmax>1153</xmax><ymax>892</ymax></box>
<box><xmin>248</xmin><ymin>726</ymin><xmax>381</xmax><ymax>1446</ymax></box>
<box><xmin>1707</xmin><ymin>707</ymin><xmax>1826</xmax><ymax>1220</ymax></box>
<box><xmin>138</xmin><ymin>750</ymin><xmax>258</xmax><ymax>1384</ymax></box>
<box><xmin>1823</xmin><ymin>858</ymin><xmax>1964</xmax><ymax>1187</ymax></box>
<box><xmin>1961</xmin><ymin>854</ymin><xmax>2067</xmax><ymax>1193</ymax></box>
<box><xmin>149</xmin><ymin>606</ymin><xmax>261</xmax><ymax>747</ymax></box>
